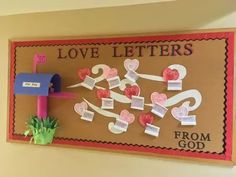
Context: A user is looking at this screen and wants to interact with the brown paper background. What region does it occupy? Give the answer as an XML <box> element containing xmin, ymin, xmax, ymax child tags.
<box><xmin>13</xmin><ymin>39</ymin><xmax>226</xmax><ymax>153</ymax></box>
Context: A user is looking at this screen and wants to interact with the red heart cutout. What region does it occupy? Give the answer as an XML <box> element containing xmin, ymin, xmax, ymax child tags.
<box><xmin>124</xmin><ymin>85</ymin><xmax>140</xmax><ymax>99</ymax></box>
<box><xmin>163</xmin><ymin>68</ymin><xmax>179</xmax><ymax>81</ymax></box>
<box><xmin>77</xmin><ymin>68</ymin><xmax>91</xmax><ymax>80</ymax></box>
<box><xmin>96</xmin><ymin>89</ymin><xmax>110</xmax><ymax>99</ymax></box>
<box><xmin>139</xmin><ymin>112</ymin><xmax>154</xmax><ymax>127</ymax></box>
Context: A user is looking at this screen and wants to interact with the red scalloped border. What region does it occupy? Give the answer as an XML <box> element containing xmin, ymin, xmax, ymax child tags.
<box><xmin>9</xmin><ymin>32</ymin><xmax>234</xmax><ymax>161</ymax></box>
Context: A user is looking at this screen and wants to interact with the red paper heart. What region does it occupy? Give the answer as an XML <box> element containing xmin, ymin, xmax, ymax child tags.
<box><xmin>163</xmin><ymin>68</ymin><xmax>179</xmax><ymax>81</ymax></box>
<box><xmin>96</xmin><ymin>89</ymin><xmax>110</xmax><ymax>99</ymax></box>
<box><xmin>77</xmin><ymin>68</ymin><xmax>91</xmax><ymax>80</ymax></box>
<box><xmin>124</xmin><ymin>85</ymin><xmax>140</xmax><ymax>99</ymax></box>
<box><xmin>139</xmin><ymin>112</ymin><xmax>154</xmax><ymax>127</ymax></box>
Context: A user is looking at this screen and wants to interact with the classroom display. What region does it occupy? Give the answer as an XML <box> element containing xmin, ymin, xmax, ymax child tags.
<box><xmin>9</xmin><ymin>31</ymin><xmax>235</xmax><ymax>163</ymax></box>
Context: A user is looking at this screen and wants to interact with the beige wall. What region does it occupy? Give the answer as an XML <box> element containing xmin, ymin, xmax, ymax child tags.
<box><xmin>0</xmin><ymin>1</ymin><xmax>236</xmax><ymax>177</ymax></box>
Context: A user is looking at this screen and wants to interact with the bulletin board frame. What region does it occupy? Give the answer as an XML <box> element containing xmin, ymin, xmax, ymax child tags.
<box><xmin>7</xmin><ymin>29</ymin><xmax>236</xmax><ymax>164</ymax></box>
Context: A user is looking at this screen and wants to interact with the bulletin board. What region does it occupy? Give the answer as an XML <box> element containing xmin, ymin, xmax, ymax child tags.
<box><xmin>8</xmin><ymin>30</ymin><xmax>235</xmax><ymax>164</ymax></box>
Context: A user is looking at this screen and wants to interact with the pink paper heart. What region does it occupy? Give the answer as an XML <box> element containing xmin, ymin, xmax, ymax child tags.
<box><xmin>151</xmin><ymin>92</ymin><xmax>167</xmax><ymax>105</ymax></box>
<box><xmin>103</xmin><ymin>68</ymin><xmax>118</xmax><ymax>79</ymax></box>
<box><xmin>124</xmin><ymin>59</ymin><xmax>139</xmax><ymax>71</ymax></box>
<box><xmin>120</xmin><ymin>109</ymin><xmax>135</xmax><ymax>124</ymax></box>
<box><xmin>74</xmin><ymin>101</ymin><xmax>88</xmax><ymax>116</ymax></box>
<box><xmin>171</xmin><ymin>106</ymin><xmax>188</xmax><ymax>121</ymax></box>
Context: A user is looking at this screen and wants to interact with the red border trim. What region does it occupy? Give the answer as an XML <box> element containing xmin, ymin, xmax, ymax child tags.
<box><xmin>9</xmin><ymin>32</ymin><xmax>234</xmax><ymax>161</ymax></box>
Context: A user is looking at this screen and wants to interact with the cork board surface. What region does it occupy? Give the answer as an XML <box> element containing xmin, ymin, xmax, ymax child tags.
<box><xmin>8</xmin><ymin>31</ymin><xmax>235</xmax><ymax>163</ymax></box>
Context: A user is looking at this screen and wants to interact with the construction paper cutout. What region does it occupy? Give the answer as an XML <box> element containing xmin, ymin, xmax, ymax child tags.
<box><xmin>84</xmin><ymin>99</ymin><xmax>120</xmax><ymax>119</ymax></box>
<box><xmin>124</xmin><ymin>58</ymin><xmax>139</xmax><ymax>71</ymax></box>
<box><xmin>163</xmin><ymin>68</ymin><xmax>179</xmax><ymax>81</ymax></box>
<box><xmin>113</xmin><ymin>118</ymin><xmax>129</xmax><ymax>132</ymax></box>
<box><xmin>151</xmin><ymin>92</ymin><xmax>167</xmax><ymax>105</ymax></box>
<box><xmin>78</xmin><ymin>68</ymin><xmax>91</xmax><ymax>81</ymax></box>
<box><xmin>180</xmin><ymin>115</ymin><xmax>196</xmax><ymax>126</ymax></box>
<box><xmin>120</xmin><ymin>109</ymin><xmax>135</xmax><ymax>124</ymax></box>
<box><xmin>81</xmin><ymin>75</ymin><xmax>96</xmax><ymax>90</ymax></box>
<box><xmin>24</xmin><ymin>116</ymin><xmax>58</xmax><ymax>145</ymax></box>
<box><xmin>151</xmin><ymin>103</ymin><xmax>168</xmax><ymax>118</ymax></box>
<box><xmin>108</xmin><ymin>122</ymin><xmax>124</xmax><ymax>134</ymax></box>
<box><xmin>96</xmin><ymin>89</ymin><xmax>110</xmax><ymax>99</ymax></box>
<box><xmin>14</xmin><ymin>73</ymin><xmax>61</xmax><ymax>96</ymax></box>
<box><xmin>81</xmin><ymin>110</ymin><xmax>95</xmax><ymax>122</ymax></box>
<box><xmin>139</xmin><ymin>112</ymin><xmax>154</xmax><ymax>127</ymax></box>
<box><xmin>107</xmin><ymin>76</ymin><xmax>121</xmax><ymax>89</ymax></box>
<box><xmin>145</xmin><ymin>90</ymin><xmax>202</xmax><ymax>112</ymax></box>
<box><xmin>33</xmin><ymin>54</ymin><xmax>46</xmax><ymax>73</ymax></box>
<box><xmin>103</xmin><ymin>68</ymin><xmax>118</xmax><ymax>79</ymax></box>
<box><xmin>125</xmin><ymin>70</ymin><xmax>139</xmax><ymax>83</ymax></box>
<box><xmin>131</xmin><ymin>96</ymin><xmax>145</xmax><ymax>110</ymax></box>
<box><xmin>74</xmin><ymin>101</ymin><xmax>88</xmax><ymax>116</ymax></box>
<box><xmin>67</xmin><ymin>64</ymin><xmax>110</xmax><ymax>89</ymax></box>
<box><xmin>144</xmin><ymin>123</ymin><xmax>160</xmax><ymax>137</ymax></box>
<box><xmin>171</xmin><ymin>106</ymin><xmax>189</xmax><ymax>121</ymax></box>
<box><xmin>167</xmin><ymin>80</ymin><xmax>182</xmax><ymax>91</ymax></box>
<box><xmin>124</xmin><ymin>85</ymin><xmax>140</xmax><ymax>99</ymax></box>
<box><xmin>101</xmin><ymin>98</ymin><xmax>114</xmax><ymax>109</ymax></box>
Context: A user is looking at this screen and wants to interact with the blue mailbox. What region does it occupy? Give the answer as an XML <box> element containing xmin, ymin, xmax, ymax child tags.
<box><xmin>14</xmin><ymin>73</ymin><xmax>61</xmax><ymax>96</ymax></box>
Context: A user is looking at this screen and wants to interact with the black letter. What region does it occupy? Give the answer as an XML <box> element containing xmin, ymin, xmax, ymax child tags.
<box><xmin>68</xmin><ymin>48</ymin><xmax>78</xmax><ymax>59</ymax></box>
<box><xmin>112</xmin><ymin>46</ymin><xmax>123</xmax><ymax>57</ymax></box>
<box><xmin>58</xmin><ymin>48</ymin><xmax>67</xmax><ymax>59</ymax></box>
<box><xmin>91</xmin><ymin>47</ymin><xmax>99</xmax><ymax>58</ymax></box>
<box><xmin>184</xmin><ymin>43</ymin><xmax>193</xmax><ymax>56</ymax></box>
<box><xmin>159</xmin><ymin>44</ymin><xmax>169</xmax><ymax>56</ymax></box>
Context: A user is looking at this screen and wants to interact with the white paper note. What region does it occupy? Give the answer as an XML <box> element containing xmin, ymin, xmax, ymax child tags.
<box><xmin>151</xmin><ymin>103</ymin><xmax>168</xmax><ymax>118</ymax></box>
<box><xmin>81</xmin><ymin>110</ymin><xmax>95</xmax><ymax>122</ymax></box>
<box><xmin>101</xmin><ymin>98</ymin><xmax>114</xmax><ymax>109</ymax></box>
<box><xmin>107</xmin><ymin>76</ymin><xmax>121</xmax><ymax>89</ymax></box>
<box><xmin>81</xmin><ymin>76</ymin><xmax>96</xmax><ymax>90</ymax></box>
<box><xmin>144</xmin><ymin>123</ymin><xmax>160</xmax><ymax>137</ymax></box>
<box><xmin>131</xmin><ymin>96</ymin><xmax>144</xmax><ymax>110</ymax></box>
<box><xmin>167</xmin><ymin>80</ymin><xmax>182</xmax><ymax>91</ymax></box>
<box><xmin>125</xmin><ymin>70</ymin><xmax>139</xmax><ymax>83</ymax></box>
<box><xmin>113</xmin><ymin>118</ymin><xmax>129</xmax><ymax>132</ymax></box>
<box><xmin>180</xmin><ymin>115</ymin><xmax>196</xmax><ymax>126</ymax></box>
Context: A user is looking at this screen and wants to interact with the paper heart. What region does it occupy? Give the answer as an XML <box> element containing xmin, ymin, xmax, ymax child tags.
<box><xmin>151</xmin><ymin>92</ymin><xmax>167</xmax><ymax>105</ymax></box>
<box><xmin>74</xmin><ymin>101</ymin><xmax>88</xmax><ymax>116</ymax></box>
<box><xmin>120</xmin><ymin>110</ymin><xmax>135</xmax><ymax>124</ymax></box>
<box><xmin>124</xmin><ymin>59</ymin><xmax>139</xmax><ymax>71</ymax></box>
<box><xmin>103</xmin><ymin>68</ymin><xmax>118</xmax><ymax>79</ymax></box>
<box><xmin>77</xmin><ymin>68</ymin><xmax>91</xmax><ymax>81</ymax></box>
<box><xmin>96</xmin><ymin>89</ymin><xmax>110</xmax><ymax>99</ymax></box>
<box><xmin>163</xmin><ymin>68</ymin><xmax>179</xmax><ymax>81</ymax></box>
<box><xmin>124</xmin><ymin>85</ymin><xmax>140</xmax><ymax>99</ymax></box>
<box><xmin>171</xmin><ymin>106</ymin><xmax>189</xmax><ymax>121</ymax></box>
<box><xmin>139</xmin><ymin>112</ymin><xmax>154</xmax><ymax>127</ymax></box>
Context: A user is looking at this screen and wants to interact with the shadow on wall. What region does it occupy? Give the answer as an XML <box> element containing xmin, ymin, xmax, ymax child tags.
<box><xmin>1</xmin><ymin>0</ymin><xmax>236</xmax><ymax>37</ymax></box>
<box><xmin>99</xmin><ymin>0</ymin><xmax>236</xmax><ymax>32</ymax></box>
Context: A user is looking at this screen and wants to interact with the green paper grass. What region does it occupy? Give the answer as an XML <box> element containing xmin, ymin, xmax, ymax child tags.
<box><xmin>24</xmin><ymin>116</ymin><xmax>58</xmax><ymax>145</ymax></box>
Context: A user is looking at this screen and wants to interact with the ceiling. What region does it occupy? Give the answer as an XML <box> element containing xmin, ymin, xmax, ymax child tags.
<box><xmin>0</xmin><ymin>0</ymin><xmax>175</xmax><ymax>16</ymax></box>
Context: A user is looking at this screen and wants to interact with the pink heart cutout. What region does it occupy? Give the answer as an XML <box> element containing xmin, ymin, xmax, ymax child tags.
<box><xmin>151</xmin><ymin>92</ymin><xmax>167</xmax><ymax>105</ymax></box>
<box><xmin>171</xmin><ymin>106</ymin><xmax>188</xmax><ymax>121</ymax></box>
<box><xmin>120</xmin><ymin>110</ymin><xmax>135</xmax><ymax>124</ymax></box>
<box><xmin>103</xmin><ymin>68</ymin><xmax>118</xmax><ymax>79</ymax></box>
<box><xmin>74</xmin><ymin>101</ymin><xmax>88</xmax><ymax>116</ymax></box>
<box><xmin>124</xmin><ymin>59</ymin><xmax>139</xmax><ymax>71</ymax></box>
